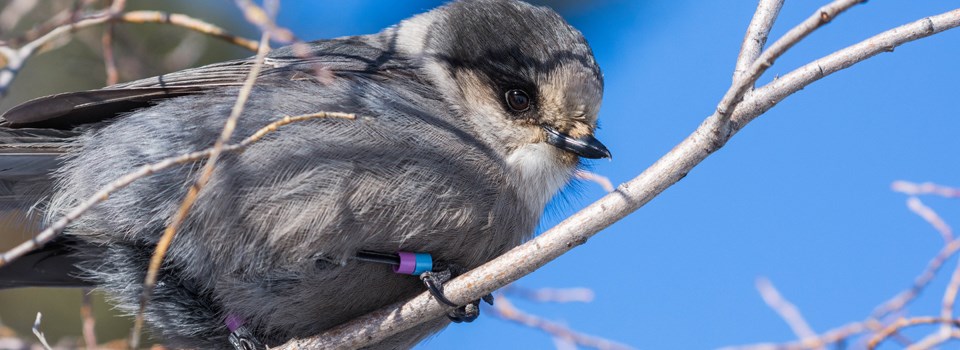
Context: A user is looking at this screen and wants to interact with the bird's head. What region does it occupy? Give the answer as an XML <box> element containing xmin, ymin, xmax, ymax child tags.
<box><xmin>390</xmin><ymin>0</ymin><xmax>610</xmax><ymax>167</ymax></box>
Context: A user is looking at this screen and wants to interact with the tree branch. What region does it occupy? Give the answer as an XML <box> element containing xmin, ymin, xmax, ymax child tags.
<box><xmin>731</xmin><ymin>9</ymin><xmax>960</xmax><ymax>131</ymax></box>
<box><xmin>719</xmin><ymin>0</ymin><xmax>863</xmax><ymax>127</ymax></box>
<box><xmin>282</xmin><ymin>7</ymin><xmax>960</xmax><ymax>349</ymax></box>
<box><xmin>734</xmin><ymin>0</ymin><xmax>784</xmax><ymax>84</ymax></box>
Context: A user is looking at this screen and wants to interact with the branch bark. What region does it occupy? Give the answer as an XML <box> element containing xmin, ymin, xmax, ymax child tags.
<box><xmin>282</xmin><ymin>6</ymin><xmax>960</xmax><ymax>349</ymax></box>
<box><xmin>734</xmin><ymin>0</ymin><xmax>784</xmax><ymax>84</ymax></box>
<box><xmin>719</xmin><ymin>0</ymin><xmax>862</xmax><ymax>128</ymax></box>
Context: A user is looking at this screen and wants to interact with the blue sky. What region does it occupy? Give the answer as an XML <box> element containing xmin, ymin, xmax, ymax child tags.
<box><xmin>253</xmin><ymin>1</ymin><xmax>960</xmax><ymax>349</ymax></box>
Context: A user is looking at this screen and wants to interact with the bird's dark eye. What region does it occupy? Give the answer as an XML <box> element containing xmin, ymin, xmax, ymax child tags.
<box><xmin>505</xmin><ymin>89</ymin><xmax>531</xmax><ymax>112</ymax></box>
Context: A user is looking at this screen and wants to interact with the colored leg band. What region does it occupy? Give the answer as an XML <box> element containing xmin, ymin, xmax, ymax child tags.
<box><xmin>393</xmin><ymin>251</ymin><xmax>432</xmax><ymax>275</ymax></box>
<box><xmin>225</xmin><ymin>313</ymin><xmax>244</xmax><ymax>332</ymax></box>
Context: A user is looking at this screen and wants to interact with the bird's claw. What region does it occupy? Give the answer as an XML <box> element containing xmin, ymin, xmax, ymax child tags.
<box><xmin>227</xmin><ymin>325</ymin><xmax>265</xmax><ymax>350</ymax></box>
<box><xmin>419</xmin><ymin>264</ymin><xmax>493</xmax><ymax>323</ymax></box>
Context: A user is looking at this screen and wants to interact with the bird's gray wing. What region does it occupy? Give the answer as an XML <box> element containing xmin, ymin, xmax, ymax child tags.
<box><xmin>0</xmin><ymin>36</ymin><xmax>411</xmax><ymax>129</ymax></box>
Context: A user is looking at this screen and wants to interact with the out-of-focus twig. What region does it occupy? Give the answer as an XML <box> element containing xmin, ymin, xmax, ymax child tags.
<box><xmin>0</xmin><ymin>0</ymin><xmax>39</xmax><ymax>33</ymax></box>
<box><xmin>872</xmin><ymin>235</ymin><xmax>960</xmax><ymax>319</ymax></box>
<box><xmin>489</xmin><ymin>295</ymin><xmax>634</xmax><ymax>350</ymax></box>
<box><xmin>31</xmin><ymin>313</ymin><xmax>51</xmax><ymax>350</ymax></box>
<box><xmin>729</xmin><ymin>179</ymin><xmax>960</xmax><ymax>350</ymax></box>
<box><xmin>867</xmin><ymin>317</ymin><xmax>960</xmax><ymax>350</ymax></box>
<box><xmin>503</xmin><ymin>285</ymin><xmax>595</xmax><ymax>303</ymax></box>
<box><xmin>132</xmin><ymin>1</ymin><xmax>283</xmax><ymax>343</ymax></box>
<box><xmin>0</xmin><ymin>9</ymin><xmax>259</xmax><ymax>98</ymax></box>
<box><xmin>80</xmin><ymin>290</ymin><xmax>97</xmax><ymax>349</ymax></box>
<box><xmin>162</xmin><ymin>32</ymin><xmax>207</xmax><ymax>71</ymax></box>
<box><xmin>100</xmin><ymin>0</ymin><xmax>126</xmax><ymax>85</ymax></box>
<box><xmin>234</xmin><ymin>0</ymin><xmax>295</xmax><ymax>43</ymax></box>
<box><xmin>892</xmin><ymin>181</ymin><xmax>960</xmax><ymax>198</ymax></box>
<box><xmin>911</xmin><ymin>258</ymin><xmax>960</xmax><ymax>349</ymax></box>
<box><xmin>720</xmin><ymin>322</ymin><xmax>869</xmax><ymax>350</ymax></box>
<box><xmin>575</xmin><ymin>170</ymin><xmax>615</xmax><ymax>192</ymax></box>
<box><xmin>907</xmin><ymin>197</ymin><xmax>953</xmax><ymax>243</ymax></box>
<box><xmin>2</xmin><ymin>0</ymin><xmax>98</xmax><ymax>47</ymax></box>
<box><xmin>756</xmin><ymin>277</ymin><xmax>819</xmax><ymax>344</ymax></box>
<box><xmin>131</xmin><ymin>34</ymin><xmax>284</xmax><ymax>347</ymax></box>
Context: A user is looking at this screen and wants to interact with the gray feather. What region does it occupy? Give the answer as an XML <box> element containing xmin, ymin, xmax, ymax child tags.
<box><xmin>0</xmin><ymin>1</ymin><xmax>604</xmax><ymax>348</ymax></box>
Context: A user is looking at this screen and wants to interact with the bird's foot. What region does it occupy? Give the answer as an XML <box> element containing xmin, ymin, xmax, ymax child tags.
<box><xmin>225</xmin><ymin>314</ymin><xmax>264</xmax><ymax>350</ymax></box>
<box><xmin>420</xmin><ymin>264</ymin><xmax>494</xmax><ymax>323</ymax></box>
<box><xmin>227</xmin><ymin>324</ymin><xmax>264</xmax><ymax>350</ymax></box>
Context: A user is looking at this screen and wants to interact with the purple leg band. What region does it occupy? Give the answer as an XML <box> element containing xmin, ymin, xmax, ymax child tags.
<box><xmin>394</xmin><ymin>251</ymin><xmax>417</xmax><ymax>274</ymax></box>
<box><xmin>393</xmin><ymin>251</ymin><xmax>433</xmax><ymax>275</ymax></box>
<box><xmin>225</xmin><ymin>313</ymin><xmax>244</xmax><ymax>332</ymax></box>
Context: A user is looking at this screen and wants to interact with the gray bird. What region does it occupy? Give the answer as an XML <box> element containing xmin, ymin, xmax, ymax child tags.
<box><xmin>0</xmin><ymin>0</ymin><xmax>608</xmax><ymax>348</ymax></box>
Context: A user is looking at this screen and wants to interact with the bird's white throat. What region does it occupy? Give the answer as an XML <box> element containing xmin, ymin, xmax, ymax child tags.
<box><xmin>505</xmin><ymin>143</ymin><xmax>575</xmax><ymax>215</ymax></box>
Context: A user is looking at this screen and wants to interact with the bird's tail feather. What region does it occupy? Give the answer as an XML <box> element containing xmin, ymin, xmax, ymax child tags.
<box><xmin>0</xmin><ymin>236</ymin><xmax>95</xmax><ymax>289</ymax></box>
<box><xmin>0</xmin><ymin>127</ymin><xmax>74</xmax><ymax>211</ymax></box>
<box><xmin>0</xmin><ymin>127</ymin><xmax>89</xmax><ymax>288</ymax></box>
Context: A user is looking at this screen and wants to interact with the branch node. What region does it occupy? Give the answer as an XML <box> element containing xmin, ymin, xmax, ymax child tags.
<box><xmin>819</xmin><ymin>11</ymin><xmax>832</xmax><ymax>24</ymax></box>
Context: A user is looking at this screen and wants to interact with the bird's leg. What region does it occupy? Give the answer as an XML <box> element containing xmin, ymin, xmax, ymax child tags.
<box><xmin>419</xmin><ymin>263</ymin><xmax>494</xmax><ymax>323</ymax></box>
<box><xmin>354</xmin><ymin>250</ymin><xmax>494</xmax><ymax>322</ymax></box>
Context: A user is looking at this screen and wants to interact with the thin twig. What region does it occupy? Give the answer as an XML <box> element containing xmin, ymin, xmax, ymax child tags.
<box><xmin>80</xmin><ymin>290</ymin><xmax>97</xmax><ymax>349</ymax></box>
<box><xmin>867</xmin><ymin>317</ymin><xmax>960</xmax><ymax>350</ymax></box>
<box><xmin>1</xmin><ymin>0</ymin><xmax>97</xmax><ymax>46</ymax></box>
<box><xmin>720</xmin><ymin>322</ymin><xmax>869</xmax><ymax>350</ymax></box>
<box><xmin>909</xmin><ymin>332</ymin><xmax>952</xmax><ymax>350</ymax></box>
<box><xmin>907</xmin><ymin>196</ymin><xmax>953</xmax><ymax>243</ymax></box>
<box><xmin>0</xmin><ymin>10</ymin><xmax>259</xmax><ymax>97</ymax></box>
<box><xmin>285</xmin><ymin>7</ymin><xmax>960</xmax><ymax>349</ymax></box>
<box><xmin>731</xmin><ymin>9</ymin><xmax>960</xmax><ymax>131</ymax></box>
<box><xmin>101</xmin><ymin>25</ymin><xmax>119</xmax><ymax>85</ymax></box>
<box><xmin>31</xmin><ymin>313</ymin><xmax>51</xmax><ymax>350</ymax></box>
<box><xmin>131</xmin><ymin>30</ymin><xmax>273</xmax><ymax>348</ymax></box>
<box><xmin>0</xmin><ymin>0</ymin><xmax>40</xmax><ymax>33</ymax></box>
<box><xmin>575</xmin><ymin>170</ymin><xmax>614</xmax><ymax>192</ymax></box>
<box><xmin>756</xmin><ymin>277</ymin><xmax>819</xmax><ymax>344</ymax></box>
<box><xmin>872</xmin><ymin>239</ymin><xmax>960</xmax><ymax>319</ymax></box>
<box><xmin>734</xmin><ymin>0</ymin><xmax>784</xmax><ymax>84</ymax></box>
<box><xmin>503</xmin><ymin>285</ymin><xmax>595</xmax><ymax>303</ymax></box>
<box><xmin>893</xmin><ymin>181</ymin><xmax>960</xmax><ymax>198</ymax></box>
<box><xmin>718</xmin><ymin>0</ymin><xmax>864</xmax><ymax>127</ymax></box>
<box><xmin>729</xmin><ymin>183</ymin><xmax>960</xmax><ymax>350</ymax></box>
<box><xmin>100</xmin><ymin>0</ymin><xmax>126</xmax><ymax>86</ymax></box>
<box><xmin>235</xmin><ymin>0</ymin><xmax>296</xmax><ymax>43</ymax></box>
<box><xmin>937</xmin><ymin>259</ymin><xmax>960</xmax><ymax>337</ymax></box>
<box><xmin>162</xmin><ymin>32</ymin><xmax>207</xmax><ymax>70</ymax></box>
<box><xmin>117</xmin><ymin>11</ymin><xmax>260</xmax><ymax>51</ymax></box>
<box><xmin>489</xmin><ymin>295</ymin><xmax>634</xmax><ymax>350</ymax></box>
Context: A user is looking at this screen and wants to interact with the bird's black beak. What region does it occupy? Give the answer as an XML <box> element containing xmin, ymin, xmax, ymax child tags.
<box><xmin>543</xmin><ymin>127</ymin><xmax>611</xmax><ymax>159</ymax></box>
